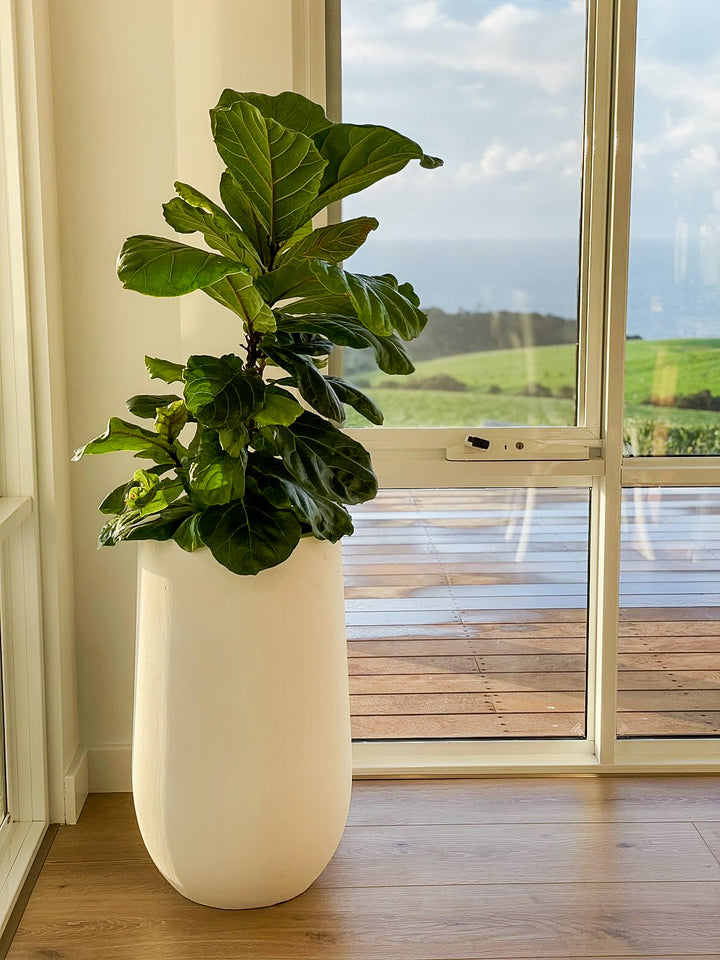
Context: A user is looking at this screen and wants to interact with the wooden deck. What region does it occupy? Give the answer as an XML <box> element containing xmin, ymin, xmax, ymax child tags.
<box><xmin>344</xmin><ymin>487</ymin><xmax>720</xmax><ymax>739</ymax></box>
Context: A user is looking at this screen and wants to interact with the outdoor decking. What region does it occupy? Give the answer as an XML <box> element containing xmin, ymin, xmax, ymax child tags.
<box><xmin>344</xmin><ymin>487</ymin><xmax>720</xmax><ymax>740</ymax></box>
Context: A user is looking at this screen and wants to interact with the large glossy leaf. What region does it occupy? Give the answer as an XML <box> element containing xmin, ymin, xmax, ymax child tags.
<box><xmin>258</xmin><ymin>259</ymin><xmax>426</xmax><ymax>340</ymax></box>
<box><xmin>262</xmin><ymin>342</ymin><xmax>344</xmax><ymax>422</ymax></box>
<box><xmin>117</xmin><ymin>236</ymin><xmax>249</xmax><ymax>297</ymax></box>
<box><xmin>276</xmin><ymin>217</ymin><xmax>378</xmax><ymax>266</ymax></box>
<box><xmin>173</xmin><ymin>513</ymin><xmax>205</xmax><ymax>552</ymax></box>
<box><xmin>188</xmin><ymin>431</ymin><xmax>246</xmax><ymax>508</ymax></box>
<box><xmin>215</xmin><ymin>90</ymin><xmax>332</xmax><ymax>137</ymax></box>
<box><xmin>126</xmin><ymin>394</ymin><xmax>181</xmax><ymax>419</ymax></box>
<box><xmin>72</xmin><ymin>417</ymin><xmax>174</xmax><ymax>465</ymax></box>
<box><xmin>154</xmin><ymin>400</ymin><xmax>189</xmax><ymax>443</ymax></box>
<box><xmin>248</xmin><ymin>456</ymin><xmax>353</xmax><ymax>542</ymax></box>
<box><xmin>275</xmin><ymin>411</ymin><xmax>377</xmax><ymax>505</ymax></box>
<box><xmin>183</xmin><ymin>355</ymin><xmax>265</xmax><ymax>429</ymax></box>
<box><xmin>210</xmin><ymin>99</ymin><xmax>327</xmax><ymax>245</ymax></box>
<box><xmin>219</xmin><ymin>171</ymin><xmax>269</xmax><ymax>260</ymax></box>
<box><xmin>202</xmin><ymin>271</ymin><xmax>276</xmax><ymax>333</ymax></box>
<box><xmin>277</xmin><ymin>218</ymin><xmax>314</xmax><ymax>256</ymax></box>
<box><xmin>218</xmin><ymin>424</ymin><xmax>250</xmax><ymax>457</ymax></box>
<box><xmin>304</xmin><ymin>123</ymin><xmax>442</xmax><ymax>219</ymax></box>
<box><xmin>198</xmin><ymin>495</ymin><xmax>302</xmax><ymax>575</ymax></box>
<box><xmin>274</xmin><ymin>331</ymin><xmax>335</xmax><ymax>357</ymax></box>
<box><xmin>292</xmin><ymin>270</ymin><xmax>427</xmax><ymax>341</ymax></box>
<box><xmin>273</xmin><ymin>316</ymin><xmax>414</xmax><ymax>375</ymax></box>
<box><xmin>253</xmin><ymin>385</ymin><xmax>304</xmax><ymax>427</ymax></box>
<box><xmin>163</xmin><ymin>183</ymin><xmax>262</xmax><ymax>272</ymax></box>
<box><xmin>324</xmin><ymin>376</ymin><xmax>383</xmax><ymax>425</ymax></box>
<box><xmin>145</xmin><ymin>356</ymin><xmax>185</xmax><ymax>384</ymax></box>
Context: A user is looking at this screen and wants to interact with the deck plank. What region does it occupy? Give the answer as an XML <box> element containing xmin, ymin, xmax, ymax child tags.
<box><xmin>344</xmin><ymin>489</ymin><xmax>720</xmax><ymax>740</ymax></box>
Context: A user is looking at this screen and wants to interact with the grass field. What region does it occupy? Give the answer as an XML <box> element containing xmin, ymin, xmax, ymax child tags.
<box><xmin>345</xmin><ymin>339</ymin><xmax>720</xmax><ymax>431</ymax></box>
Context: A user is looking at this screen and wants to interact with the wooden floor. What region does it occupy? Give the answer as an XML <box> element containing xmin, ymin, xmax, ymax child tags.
<box><xmin>345</xmin><ymin>488</ymin><xmax>720</xmax><ymax>739</ymax></box>
<box><xmin>7</xmin><ymin>780</ymin><xmax>720</xmax><ymax>959</ymax></box>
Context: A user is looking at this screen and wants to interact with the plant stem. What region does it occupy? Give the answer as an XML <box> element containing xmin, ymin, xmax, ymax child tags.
<box><xmin>245</xmin><ymin>329</ymin><xmax>262</xmax><ymax>372</ymax></box>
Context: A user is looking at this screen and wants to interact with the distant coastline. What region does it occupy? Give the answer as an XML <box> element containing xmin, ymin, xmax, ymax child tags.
<box><xmin>346</xmin><ymin>237</ymin><xmax>720</xmax><ymax>342</ymax></box>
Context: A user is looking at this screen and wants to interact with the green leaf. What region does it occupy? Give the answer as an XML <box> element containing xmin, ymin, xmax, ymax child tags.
<box><xmin>218</xmin><ymin>424</ymin><xmax>250</xmax><ymax>456</ymax></box>
<box><xmin>154</xmin><ymin>400</ymin><xmax>189</xmax><ymax>443</ymax></box>
<box><xmin>100</xmin><ymin>500</ymin><xmax>194</xmax><ymax>546</ymax></box>
<box><xmin>262</xmin><ymin>342</ymin><xmax>344</xmax><ymax>422</ymax></box>
<box><xmin>276</xmin><ymin>217</ymin><xmax>378</xmax><ymax>266</ymax></box>
<box><xmin>258</xmin><ymin>259</ymin><xmax>427</xmax><ymax>340</ymax></box>
<box><xmin>123</xmin><ymin>503</ymin><xmax>194</xmax><ymax>540</ymax></box>
<box><xmin>145</xmin><ymin>356</ymin><xmax>185</xmax><ymax>384</ymax></box>
<box><xmin>275</xmin><ymin>411</ymin><xmax>377</xmax><ymax>505</ymax></box>
<box><xmin>125</xmin><ymin>469</ymin><xmax>185</xmax><ymax>516</ymax></box>
<box><xmin>277</xmin><ymin>219</ymin><xmax>313</xmax><ymax>256</ymax></box>
<box><xmin>188</xmin><ymin>431</ymin><xmax>247</xmax><ymax>508</ymax></box>
<box><xmin>274</xmin><ymin>331</ymin><xmax>335</xmax><ymax>357</ymax></box>
<box><xmin>198</xmin><ymin>495</ymin><xmax>302</xmax><ymax>575</ymax></box>
<box><xmin>305</xmin><ymin>123</ymin><xmax>442</xmax><ymax>219</ymax></box>
<box><xmin>183</xmin><ymin>354</ymin><xmax>265</xmax><ymax>429</ymax></box>
<box><xmin>253</xmin><ymin>385</ymin><xmax>304</xmax><ymax>427</ymax></box>
<box><xmin>99</xmin><ymin>482</ymin><xmax>131</xmax><ymax>516</ymax></box>
<box><xmin>202</xmin><ymin>271</ymin><xmax>276</xmax><ymax>333</ymax></box>
<box><xmin>72</xmin><ymin>417</ymin><xmax>174</xmax><ymax>465</ymax></box>
<box><xmin>163</xmin><ymin>183</ymin><xmax>262</xmax><ymax>273</ymax></box>
<box><xmin>173</xmin><ymin>513</ymin><xmax>205</xmax><ymax>552</ymax></box>
<box><xmin>251</xmin><ymin>425</ymin><xmax>282</xmax><ymax>457</ymax></box>
<box><xmin>215</xmin><ymin>90</ymin><xmax>332</xmax><ymax>137</ymax></box>
<box><xmin>126</xmin><ymin>394</ymin><xmax>181</xmax><ymax>419</ymax></box>
<box><xmin>98</xmin><ymin>464</ymin><xmax>173</xmax><ymax>515</ymax></box>
<box><xmin>219</xmin><ymin>171</ymin><xmax>269</xmax><ymax>261</ymax></box>
<box><xmin>249</xmin><ymin>455</ymin><xmax>353</xmax><ymax>542</ymax></box>
<box><xmin>117</xmin><ymin>236</ymin><xmax>250</xmax><ymax>297</ymax></box>
<box><xmin>324</xmin><ymin>376</ymin><xmax>383</xmax><ymax>425</ymax></box>
<box><xmin>274</xmin><ymin>315</ymin><xmax>414</xmax><ymax>375</ymax></box>
<box><xmin>210</xmin><ymin>99</ymin><xmax>327</xmax><ymax>244</ymax></box>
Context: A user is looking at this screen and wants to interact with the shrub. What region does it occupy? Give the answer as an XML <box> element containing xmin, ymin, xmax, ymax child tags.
<box><xmin>624</xmin><ymin>419</ymin><xmax>720</xmax><ymax>456</ymax></box>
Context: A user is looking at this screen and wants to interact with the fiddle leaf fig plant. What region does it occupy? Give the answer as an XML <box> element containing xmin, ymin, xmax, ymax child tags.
<box><xmin>73</xmin><ymin>89</ymin><xmax>442</xmax><ymax>575</ymax></box>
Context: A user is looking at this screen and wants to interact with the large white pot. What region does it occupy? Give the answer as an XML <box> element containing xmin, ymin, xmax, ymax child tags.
<box><xmin>132</xmin><ymin>537</ymin><xmax>352</xmax><ymax>909</ymax></box>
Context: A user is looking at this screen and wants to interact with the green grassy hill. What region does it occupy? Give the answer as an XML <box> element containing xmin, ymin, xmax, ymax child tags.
<box><xmin>345</xmin><ymin>339</ymin><xmax>720</xmax><ymax>430</ymax></box>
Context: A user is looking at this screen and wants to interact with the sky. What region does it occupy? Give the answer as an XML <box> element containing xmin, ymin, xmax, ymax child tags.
<box><xmin>341</xmin><ymin>0</ymin><xmax>720</xmax><ymax>254</ymax></box>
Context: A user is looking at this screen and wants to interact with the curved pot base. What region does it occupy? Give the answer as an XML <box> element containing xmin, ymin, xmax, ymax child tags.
<box><xmin>133</xmin><ymin>538</ymin><xmax>352</xmax><ymax>909</ymax></box>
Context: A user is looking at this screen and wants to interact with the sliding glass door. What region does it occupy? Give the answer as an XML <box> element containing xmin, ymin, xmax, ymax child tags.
<box><xmin>328</xmin><ymin>0</ymin><xmax>720</xmax><ymax>768</ymax></box>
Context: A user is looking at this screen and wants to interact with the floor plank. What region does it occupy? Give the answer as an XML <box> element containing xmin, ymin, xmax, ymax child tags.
<box><xmin>8</xmin><ymin>864</ymin><xmax>720</xmax><ymax>959</ymax></box>
<box><xmin>318</xmin><ymin>821</ymin><xmax>720</xmax><ymax>886</ymax></box>
<box><xmin>695</xmin><ymin>822</ymin><xmax>720</xmax><ymax>864</ymax></box>
<box><xmin>8</xmin><ymin>783</ymin><xmax>720</xmax><ymax>960</ymax></box>
<box><xmin>346</xmin><ymin>777</ymin><xmax>720</xmax><ymax>825</ymax></box>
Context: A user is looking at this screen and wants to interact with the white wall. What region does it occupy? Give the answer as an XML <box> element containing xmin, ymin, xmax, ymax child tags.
<box><xmin>48</xmin><ymin>0</ymin><xmax>310</xmax><ymax>790</ymax></box>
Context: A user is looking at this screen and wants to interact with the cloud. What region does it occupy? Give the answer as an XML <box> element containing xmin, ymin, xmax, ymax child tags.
<box><xmin>457</xmin><ymin>139</ymin><xmax>580</xmax><ymax>183</ymax></box>
<box><xmin>631</xmin><ymin>43</ymin><xmax>720</xmax><ymax>218</ymax></box>
<box><xmin>342</xmin><ymin>0</ymin><xmax>585</xmax><ymax>96</ymax></box>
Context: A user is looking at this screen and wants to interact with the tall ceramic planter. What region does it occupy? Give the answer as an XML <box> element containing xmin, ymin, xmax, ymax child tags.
<box><xmin>132</xmin><ymin>537</ymin><xmax>352</xmax><ymax>909</ymax></box>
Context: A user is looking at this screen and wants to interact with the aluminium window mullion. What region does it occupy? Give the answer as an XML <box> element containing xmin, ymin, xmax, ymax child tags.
<box><xmin>589</xmin><ymin>0</ymin><xmax>638</xmax><ymax>764</ymax></box>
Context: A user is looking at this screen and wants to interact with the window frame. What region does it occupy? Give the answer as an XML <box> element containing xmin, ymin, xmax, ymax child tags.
<box><xmin>0</xmin><ymin>0</ymin><xmax>51</xmax><ymax>928</ymax></box>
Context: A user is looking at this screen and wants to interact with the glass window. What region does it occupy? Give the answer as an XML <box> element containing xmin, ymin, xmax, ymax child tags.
<box><xmin>618</xmin><ymin>487</ymin><xmax>720</xmax><ymax>736</ymax></box>
<box><xmin>624</xmin><ymin>0</ymin><xmax>720</xmax><ymax>456</ymax></box>
<box><xmin>345</xmin><ymin>487</ymin><xmax>590</xmax><ymax>739</ymax></box>
<box><xmin>340</xmin><ymin>0</ymin><xmax>587</xmax><ymax>429</ymax></box>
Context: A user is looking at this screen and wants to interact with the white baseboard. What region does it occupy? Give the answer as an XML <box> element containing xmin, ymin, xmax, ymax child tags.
<box><xmin>63</xmin><ymin>746</ymin><xmax>89</xmax><ymax>824</ymax></box>
<box><xmin>87</xmin><ymin>743</ymin><xmax>132</xmax><ymax>793</ymax></box>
